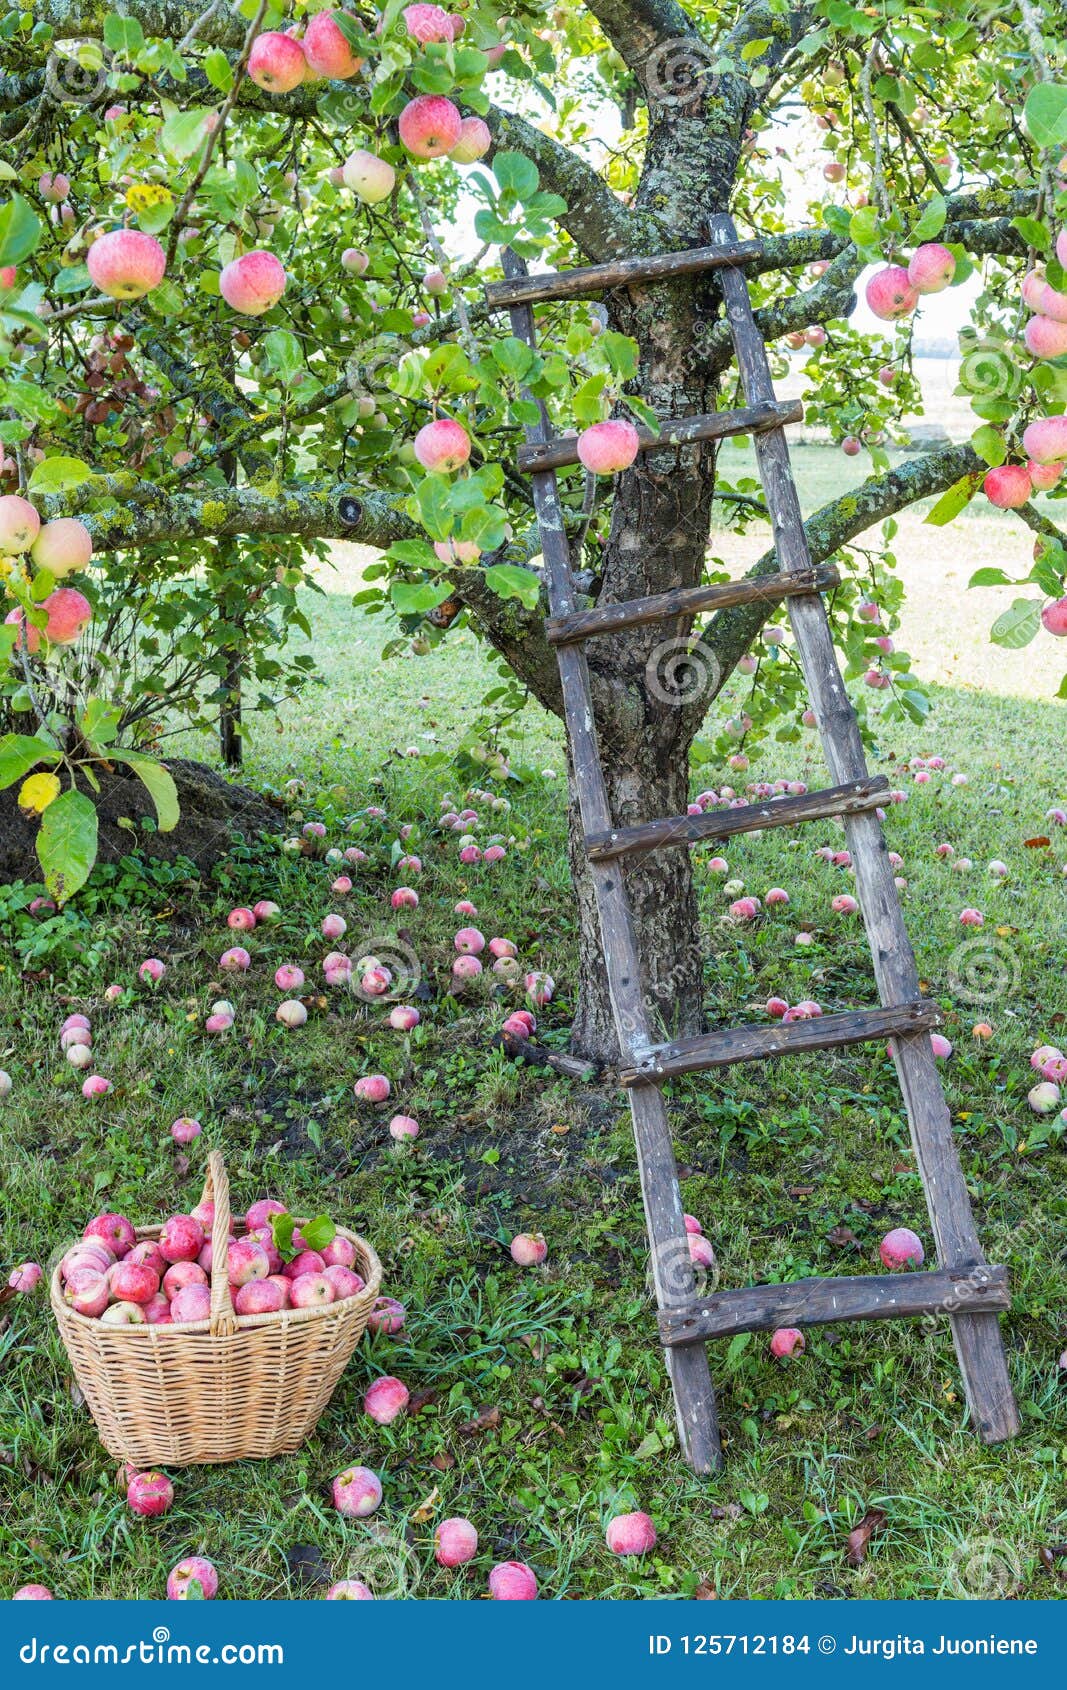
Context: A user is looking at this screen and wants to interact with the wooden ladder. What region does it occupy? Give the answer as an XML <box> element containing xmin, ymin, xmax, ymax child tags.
<box><xmin>484</xmin><ymin>212</ymin><xmax>1020</xmax><ymax>1473</ymax></box>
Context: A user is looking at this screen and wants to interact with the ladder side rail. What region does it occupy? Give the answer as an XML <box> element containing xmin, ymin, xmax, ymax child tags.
<box><xmin>710</xmin><ymin>215</ymin><xmax>1019</xmax><ymax>1443</ymax></box>
<box><xmin>500</xmin><ymin>248</ymin><xmax>723</xmax><ymax>1473</ymax></box>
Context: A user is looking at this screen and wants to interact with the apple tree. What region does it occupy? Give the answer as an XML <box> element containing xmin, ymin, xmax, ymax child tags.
<box><xmin>0</xmin><ymin>0</ymin><xmax>1065</xmax><ymax>1054</ymax></box>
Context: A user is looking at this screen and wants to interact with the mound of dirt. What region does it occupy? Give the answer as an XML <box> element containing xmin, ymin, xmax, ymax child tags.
<box><xmin>0</xmin><ymin>758</ymin><xmax>282</xmax><ymax>885</ymax></box>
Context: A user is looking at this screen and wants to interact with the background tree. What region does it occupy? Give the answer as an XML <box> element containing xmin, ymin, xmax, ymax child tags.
<box><xmin>1</xmin><ymin>0</ymin><xmax>1065</xmax><ymax>1055</ymax></box>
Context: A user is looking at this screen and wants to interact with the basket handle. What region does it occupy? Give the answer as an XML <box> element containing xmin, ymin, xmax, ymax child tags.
<box><xmin>201</xmin><ymin>1150</ymin><xmax>238</xmax><ymax>1338</ymax></box>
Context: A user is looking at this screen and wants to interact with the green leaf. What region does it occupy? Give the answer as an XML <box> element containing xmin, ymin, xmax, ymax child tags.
<box><xmin>483</xmin><ymin>563</ymin><xmax>541</xmax><ymax>610</ymax></box>
<box><xmin>202</xmin><ymin>47</ymin><xmax>234</xmax><ymax>93</ymax></box>
<box><xmin>911</xmin><ymin>193</ymin><xmax>947</xmax><ymax>242</ymax></box>
<box><xmin>298</xmin><ymin>1215</ymin><xmax>336</xmax><ymax>1253</ymax></box>
<box><xmin>491</xmin><ymin>337</ymin><xmax>535</xmax><ymax>380</ymax></box>
<box><xmin>109</xmin><ymin>750</ymin><xmax>179</xmax><ymax>832</ymax></box>
<box><xmin>990</xmin><ymin>598</ymin><xmax>1042</xmax><ymax>649</ymax></box>
<box><xmin>78</xmin><ymin>698</ymin><xmax>121</xmax><ymax>748</ymax></box>
<box><xmin>0</xmin><ymin>195</ymin><xmax>42</xmax><ymax>270</ymax></box>
<box><xmin>271</xmin><ymin>1213</ymin><xmax>297</xmax><ymax>1260</ymax></box>
<box><xmin>37</xmin><ymin>787</ymin><xmax>98</xmax><ymax>904</ymax></box>
<box><xmin>413</xmin><ymin>475</ymin><xmax>454</xmax><ymax>541</ymax></box>
<box><xmin>27</xmin><ymin>455</ymin><xmax>92</xmax><ymax>495</ymax></box>
<box><xmin>103</xmin><ymin>13</ymin><xmax>145</xmax><ymax>56</ymax></box>
<box><xmin>160</xmin><ymin>108</ymin><xmax>210</xmax><ymax>160</ymax></box>
<box><xmin>970</xmin><ymin>424</ymin><xmax>1006</xmax><ymax>467</ymax></box>
<box><xmin>0</xmin><ymin>733</ymin><xmax>61</xmax><ymax>791</ymax></box>
<box><xmin>1025</xmin><ymin>84</ymin><xmax>1067</xmax><ymax>151</ymax></box>
<box><xmin>493</xmin><ymin>151</ymin><xmax>539</xmax><ymax>199</ymax></box>
<box><xmin>1012</xmin><ymin>216</ymin><xmax>1050</xmax><ymax>251</ymax></box>
<box><xmin>262</xmin><ymin>329</ymin><xmax>303</xmax><ymax>383</ymax></box>
<box><xmin>925</xmin><ymin>474</ymin><xmax>980</xmax><ymax>526</ymax></box>
<box><xmin>969</xmin><ymin>567</ymin><xmax>1016</xmax><ymax>588</ymax></box>
<box><xmin>391</xmin><ymin>580</ymin><xmax>453</xmax><ymax>616</ymax></box>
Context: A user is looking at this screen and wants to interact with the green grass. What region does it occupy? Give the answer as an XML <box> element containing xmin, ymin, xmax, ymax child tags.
<box><xmin>1</xmin><ymin>450</ymin><xmax>1066</xmax><ymax>1602</ymax></box>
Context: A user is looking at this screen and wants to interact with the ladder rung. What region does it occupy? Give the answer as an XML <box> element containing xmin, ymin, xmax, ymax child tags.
<box><xmin>586</xmin><ymin>774</ymin><xmax>887</xmax><ymax>862</ymax></box>
<box><xmin>546</xmin><ymin>564</ymin><xmax>839</xmax><ymax>648</ymax></box>
<box><xmin>619</xmin><ymin>1000</ymin><xmax>941</xmax><ymax>1086</ymax></box>
<box><xmin>658</xmin><ymin>1265</ymin><xmax>1010</xmax><ymax>1347</ymax></box>
<box><xmin>484</xmin><ymin>239</ymin><xmax>762</xmax><ymax>311</ymax></box>
<box><xmin>516</xmin><ymin>400</ymin><xmax>801</xmax><ymax>476</ymax></box>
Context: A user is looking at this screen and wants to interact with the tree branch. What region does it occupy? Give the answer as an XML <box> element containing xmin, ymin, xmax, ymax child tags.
<box><xmin>691</xmin><ymin>443</ymin><xmax>983</xmax><ymax>722</ymax></box>
<box><xmin>484</xmin><ymin>102</ymin><xmax>644</xmax><ymax>262</ymax></box>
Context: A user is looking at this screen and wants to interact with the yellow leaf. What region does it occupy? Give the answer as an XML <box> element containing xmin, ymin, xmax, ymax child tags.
<box><xmin>18</xmin><ymin>772</ymin><xmax>61</xmax><ymax>815</ymax></box>
<box><xmin>124</xmin><ymin>183</ymin><xmax>172</xmax><ymax>211</ymax></box>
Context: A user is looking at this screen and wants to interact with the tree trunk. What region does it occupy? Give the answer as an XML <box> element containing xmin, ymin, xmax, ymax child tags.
<box><xmin>220</xmin><ymin>640</ymin><xmax>243</xmax><ymax>769</ymax></box>
<box><xmin>565</xmin><ymin>255</ymin><xmax>727</xmax><ymax>1061</ymax></box>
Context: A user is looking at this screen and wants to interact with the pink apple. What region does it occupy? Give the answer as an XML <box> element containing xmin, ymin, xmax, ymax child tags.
<box><xmin>246</xmin><ymin>1198</ymin><xmax>287</xmax><ymax>1231</ymax></box>
<box><xmin>87</xmin><ymin>230</ymin><xmax>166</xmax><ymax>300</ymax></box>
<box><xmin>405</xmin><ymin>3</ymin><xmax>453</xmax><ymax>41</ymax></box>
<box><xmin>388</xmin><ymin>1113</ymin><xmax>420</xmax><ymax>1141</ymax></box>
<box><xmin>577</xmin><ymin>419</ymin><xmax>640</xmax><ymax>475</ymax></box>
<box><xmin>228</xmin><ymin>1239</ymin><xmax>270</xmax><ymax>1286</ymax></box>
<box><xmin>227</xmin><ymin>906</ymin><xmax>256</xmax><ymax>930</ymax></box>
<box><xmin>127</xmin><ymin>1471</ymin><xmax>174</xmax><ymax>1517</ymax></box>
<box><xmin>138</xmin><ymin>957</ymin><xmax>166</xmax><ymax>984</ymax></box>
<box><xmin>879</xmin><ymin>1227</ymin><xmax>925</xmax><ymax>1270</ymax></box>
<box><xmin>7</xmin><ymin>1261</ymin><xmax>42</xmax><ymax>1293</ymax></box>
<box><xmin>364</xmin><ymin>1374</ymin><xmax>409</xmax><ymax>1424</ymax></box>
<box><xmin>248</xmin><ymin>30</ymin><xmax>306</xmax><ymax>92</ymax></box>
<box><xmin>1041</xmin><ymin>597</ymin><xmax>1067</xmax><ymax>636</ymax></box>
<box><xmin>159</xmin><ymin>1215</ymin><xmax>204</xmax><ymax>1264</ymax></box>
<box><xmin>342</xmin><ymin>149</ymin><xmax>396</xmax><ymax>204</ymax></box>
<box><xmin>39</xmin><ymin>588</ymin><xmax>92</xmax><ymax>644</ymax></box>
<box><xmin>101</xmin><ymin>1300</ymin><xmax>146</xmax><ymax>1325</ymax></box>
<box><xmin>283</xmin><ymin>1250</ymin><xmax>326</xmax><ymax>1280</ymax></box>
<box><xmin>13</xmin><ymin>1585</ymin><xmax>54</xmax><ymax>1599</ymax></box>
<box><xmin>84</xmin><ymin>1213</ymin><xmax>136</xmax><ymax>1258</ymax></box>
<box><xmin>355</xmin><ymin>1074</ymin><xmax>391</xmax><ymax>1103</ymax></box>
<box><xmin>265</xmin><ymin>1274</ymin><xmax>292</xmax><ymax>1308</ymax></box>
<box><xmin>488</xmin><ymin>1560</ymin><xmax>538</xmax><ymax>1600</ymax></box>
<box><xmin>1026</xmin><ymin>314</ymin><xmax>1067</xmax><ymax>358</ymax></box>
<box><xmin>1029</xmin><ymin>1080</ymin><xmax>1062</xmax><ymax>1114</ymax></box>
<box><xmin>326</xmin><ymin>1580</ymin><xmax>374</xmax><ymax>1599</ymax></box>
<box><xmin>232</xmin><ymin>1277</ymin><xmax>284</xmax><ymax>1316</ymax></box>
<box><xmin>64</xmin><ymin>1270</ymin><xmax>110</xmax><ymax>1318</ymax></box>
<box><xmin>342</xmin><ymin>248</ymin><xmax>369</xmax><ymax>275</ymax></box>
<box><xmin>367</xmin><ymin>1296</ymin><xmax>406</xmax><ymax>1335</ymax></box>
<box><xmin>387</xmin><ymin>1006</ymin><xmax>421</xmax><ymax>1038</ymax></box>
<box><xmin>167</xmin><ymin>1557</ymin><xmax>218</xmax><ymax>1600</ymax></box>
<box><xmin>509</xmin><ymin>1232</ymin><xmax>547</xmax><ymax>1266</ymax></box>
<box><xmin>111</xmin><ymin>1260</ymin><xmax>160</xmax><ymax>1304</ymax></box>
<box><xmin>303</xmin><ymin>9</ymin><xmax>362</xmax><ymax>78</ymax></box>
<box><xmin>454</xmin><ymin>926</ymin><xmax>486</xmax><ymax>954</ymax></box>
<box><xmin>982</xmin><ymin>465</ymin><xmax>1031</xmax><ymax>509</ymax></box>
<box><xmin>169</xmin><ymin>1282</ymin><xmax>212</xmax><ymax>1323</ymax></box>
<box><xmin>865</xmin><ymin>265</ymin><xmax>918</xmax><ymax>320</ymax></box>
<box><xmin>320</xmin><ymin>1234</ymin><xmax>356</xmax><ymax>1270</ymax></box>
<box><xmin>0</xmin><ymin>494</ymin><xmax>41</xmax><ymax>552</ymax></box>
<box><xmin>959</xmin><ymin>907</ymin><xmax>984</xmax><ymax>927</ymax></box>
<box><xmin>907</xmin><ymin>243</ymin><xmax>955</xmax><ymax>293</ymax></box>
<box><xmin>219</xmin><ymin>250</ymin><xmax>287</xmax><ymax>317</ymax></box>
<box><xmin>1022</xmin><ymin>415</ymin><xmax>1067</xmax><ymax>463</ymax></box>
<box><xmin>144</xmin><ymin>1293</ymin><xmax>171</xmax><ymax>1325</ymax></box>
<box><xmin>414</xmin><ymin>417</ymin><xmax>471</xmax><ymax>471</ymax></box>
<box><xmin>220</xmin><ymin>946</ymin><xmax>251</xmax><ymax>972</ymax></box>
<box><xmin>273</xmin><ymin>964</ymin><xmax>305</xmax><ymax>992</ymax></box>
<box><xmin>30</xmin><ymin>518</ymin><xmax>93</xmax><ymax>578</ymax></box>
<box><xmin>399</xmin><ymin>94</ymin><xmax>462</xmax><ymax>158</ymax></box>
<box><xmin>770</xmin><ymin>1327</ymin><xmax>805</xmax><ymax>1358</ymax></box>
<box><xmin>252</xmin><ymin>900</ymin><xmax>281</xmax><ymax>924</ymax></box>
<box><xmin>391</xmin><ymin>886</ymin><xmax>419</xmax><ymax>910</ymax></box>
<box><xmin>332</xmin><ymin>1465</ymin><xmax>382</xmax><ymax>1517</ymax></box>
<box><xmin>435</xmin><ymin>1516</ymin><xmax>478</xmax><ymax>1567</ymax></box>
<box><xmin>289</xmin><ymin>1271</ymin><xmax>335</xmax><ymax>1308</ymax></box>
<box><xmin>605</xmin><ymin>1510</ymin><xmax>656</xmax><ymax>1555</ymax></box>
<box><xmin>323</xmin><ymin>1264</ymin><xmax>365</xmax><ymax>1300</ymax></box>
<box><xmin>162</xmin><ymin>1261</ymin><xmax>207</xmax><ymax>1300</ymax></box>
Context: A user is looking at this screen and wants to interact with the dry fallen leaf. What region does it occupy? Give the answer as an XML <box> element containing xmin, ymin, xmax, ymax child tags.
<box><xmin>693</xmin><ymin>1580</ymin><xmax>718</xmax><ymax>1599</ymax></box>
<box><xmin>409</xmin><ymin>1486</ymin><xmax>440</xmax><ymax>1525</ymax></box>
<box><xmin>846</xmin><ymin>1508</ymin><xmax>887</xmax><ymax>1566</ymax></box>
<box><xmin>457</xmin><ymin>1405</ymin><xmax>501</xmax><ymax>1436</ymax></box>
<box><xmin>430</xmin><ymin>1450</ymin><xmax>456</xmax><ymax>1472</ymax></box>
<box><xmin>1024</xmin><ymin>837</ymin><xmax>1050</xmax><ymax>849</ymax></box>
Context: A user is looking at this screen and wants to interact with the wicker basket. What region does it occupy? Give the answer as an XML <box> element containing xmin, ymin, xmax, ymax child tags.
<box><xmin>50</xmin><ymin>1150</ymin><xmax>382</xmax><ymax>1468</ymax></box>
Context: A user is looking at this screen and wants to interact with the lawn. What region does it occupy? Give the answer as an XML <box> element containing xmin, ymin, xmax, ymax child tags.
<box><xmin>1</xmin><ymin>446</ymin><xmax>1065</xmax><ymax>1602</ymax></box>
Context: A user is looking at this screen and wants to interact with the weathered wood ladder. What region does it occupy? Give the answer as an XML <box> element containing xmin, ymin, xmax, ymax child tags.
<box><xmin>485</xmin><ymin>213</ymin><xmax>1019</xmax><ymax>1473</ymax></box>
